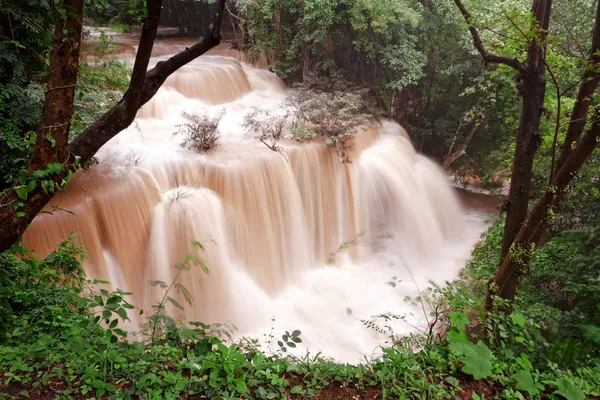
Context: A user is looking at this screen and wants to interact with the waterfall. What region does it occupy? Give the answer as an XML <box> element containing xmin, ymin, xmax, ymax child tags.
<box><xmin>23</xmin><ymin>44</ymin><xmax>485</xmax><ymax>362</ymax></box>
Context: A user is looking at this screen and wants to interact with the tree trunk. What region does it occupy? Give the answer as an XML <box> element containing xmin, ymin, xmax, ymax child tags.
<box><xmin>488</xmin><ymin>119</ymin><xmax>600</xmax><ymax>307</ymax></box>
<box><xmin>0</xmin><ymin>0</ymin><xmax>226</xmax><ymax>253</ymax></box>
<box><xmin>486</xmin><ymin>0</ymin><xmax>600</xmax><ymax>308</ymax></box>
<box><xmin>498</xmin><ymin>0</ymin><xmax>551</xmax><ymax>263</ymax></box>
<box><xmin>274</xmin><ymin>0</ymin><xmax>283</xmax><ymax>61</ymax></box>
<box><xmin>0</xmin><ymin>0</ymin><xmax>83</xmax><ymax>249</ymax></box>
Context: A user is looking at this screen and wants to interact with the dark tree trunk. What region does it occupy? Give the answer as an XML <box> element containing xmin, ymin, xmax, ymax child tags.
<box><xmin>492</xmin><ymin>0</ymin><xmax>551</xmax><ymax>306</ymax></box>
<box><xmin>488</xmin><ymin>119</ymin><xmax>600</xmax><ymax>307</ymax></box>
<box><xmin>454</xmin><ymin>0</ymin><xmax>553</xmax><ymax>307</ymax></box>
<box><xmin>0</xmin><ymin>0</ymin><xmax>226</xmax><ymax>253</ymax></box>
<box><xmin>486</xmin><ymin>0</ymin><xmax>600</xmax><ymax>309</ymax></box>
<box><xmin>0</xmin><ymin>0</ymin><xmax>83</xmax><ymax>249</ymax></box>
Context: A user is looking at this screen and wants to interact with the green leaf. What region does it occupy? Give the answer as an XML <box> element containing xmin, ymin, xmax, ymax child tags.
<box><xmin>509</xmin><ymin>313</ymin><xmax>525</xmax><ymax>328</ymax></box>
<box><xmin>116</xmin><ymin>307</ymin><xmax>128</xmax><ymax>320</ymax></box>
<box><xmin>113</xmin><ymin>328</ymin><xmax>127</xmax><ymax>337</ymax></box>
<box><xmin>46</xmin><ymin>134</ymin><xmax>56</xmax><ymax>148</ymax></box>
<box><xmin>109</xmin><ymin>319</ymin><xmax>118</xmax><ymax>329</ymax></box>
<box><xmin>26</xmin><ymin>180</ymin><xmax>37</xmax><ymax>192</ymax></box>
<box><xmin>449</xmin><ymin>341</ymin><xmax>492</xmax><ymax>380</ymax></box>
<box><xmin>290</xmin><ymin>386</ymin><xmax>303</xmax><ymax>394</ymax></box>
<box><xmin>15</xmin><ymin>186</ymin><xmax>28</xmax><ymax>200</ymax></box>
<box><xmin>511</xmin><ymin>370</ymin><xmax>541</xmax><ymax>396</ymax></box>
<box><xmin>102</xmin><ymin>310</ymin><xmax>112</xmax><ymax>319</ymax></box>
<box><xmin>94</xmin><ymin>295</ymin><xmax>104</xmax><ymax>306</ymax></box>
<box><xmin>33</xmin><ymin>169</ymin><xmax>48</xmax><ymax>178</ymax></box>
<box><xmin>554</xmin><ymin>378</ymin><xmax>585</xmax><ymax>400</ymax></box>
<box><xmin>447</xmin><ymin>328</ymin><xmax>468</xmax><ymax>343</ymax></box>
<box><xmin>450</xmin><ymin>311</ymin><xmax>469</xmax><ymax>331</ymax></box>
<box><xmin>583</xmin><ymin>325</ymin><xmax>600</xmax><ymax>344</ymax></box>
<box><xmin>49</xmin><ymin>163</ymin><xmax>63</xmax><ymax>174</ymax></box>
<box><xmin>166</xmin><ymin>296</ymin><xmax>183</xmax><ymax>310</ymax></box>
<box><xmin>445</xmin><ymin>376</ymin><xmax>460</xmax><ymax>388</ymax></box>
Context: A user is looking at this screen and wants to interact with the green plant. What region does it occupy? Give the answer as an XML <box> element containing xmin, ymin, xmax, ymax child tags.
<box><xmin>84</xmin><ymin>280</ymin><xmax>135</xmax><ymax>342</ymax></box>
<box><xmin>144</xmin><ymin>241</ymin><xmax>208</xmax><ymax>344</ymax></box>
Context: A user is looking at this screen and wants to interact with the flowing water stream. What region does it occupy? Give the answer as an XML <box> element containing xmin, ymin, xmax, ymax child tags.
<box><xmin>23</xmin><ymin>37</ymin><xmax>491</xmax><ymax>362</ymax></box>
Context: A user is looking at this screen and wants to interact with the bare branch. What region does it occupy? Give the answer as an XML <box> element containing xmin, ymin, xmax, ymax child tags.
<box><xmin>454</xmin><ymin>0</ymin><xmax>524</xmax><ymax>72</ymax></box>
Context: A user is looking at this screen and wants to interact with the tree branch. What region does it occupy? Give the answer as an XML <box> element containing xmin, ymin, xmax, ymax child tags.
<box><xmin>555</xmin><ymin>0</ymin><xmax>600</xmax><ymax>172</ymax></box>
<box><xmin>0</xmin><ymin>0</ymin><xmax>227</xmax><ymax>253</ymax></box>
<box><xmin>544</xmin><ymin>58</ymin><xmax>561</xmax><ymax>184</ymax></box>
<box><xmin>492</xmin><ymin>118</ymin><xmax>600</xmax><ymax>301</ymax></box>
<box><xmin>454</xmin><ymin>0</ymin><xmax>524</xmax><ymax>72</ymax></box>
<box><xmin>69</xmin><ymin>0</ymin><xmax>225</xmax><ymax>162</ymax></box>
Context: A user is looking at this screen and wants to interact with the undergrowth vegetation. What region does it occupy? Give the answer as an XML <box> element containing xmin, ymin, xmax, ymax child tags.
<box><xmin>1</xmin><ymin>235</ymin><xmax>599</xmax><ymax>399</ymax></box>
<box><xmin>465</xmin><ymin>217</ymin><xmax>600</xmax><ymax>369</ymax></box>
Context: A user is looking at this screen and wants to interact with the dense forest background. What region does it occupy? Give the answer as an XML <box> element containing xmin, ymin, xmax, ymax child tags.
<box><xmin>0</xmin><ymin>0</ymin><xmax>599</xmax><ymax>398</ymax></box>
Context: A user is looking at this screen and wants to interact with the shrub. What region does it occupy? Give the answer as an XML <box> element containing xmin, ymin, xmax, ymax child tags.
<box><xmin>176</xmin><ymin>110</ymin><xmax>225</xmax><ymax>152</ymax></box>
<box><xmin>243</xmin><ymin>108</ymin><xmax>289</xmax><ymax>152</ymax></box>
<box><xmin>243</xmin><ymin>74</ymin><xmax>380</xmax><ymax>161</ymax></box>
<box><xmin>288</xmin><ymin>83</ymin><xmax>379</xmax><ymax>162</ymax></box>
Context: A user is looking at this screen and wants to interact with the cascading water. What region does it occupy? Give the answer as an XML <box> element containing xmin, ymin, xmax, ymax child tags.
<box><xmin>23</xmin><ymin>43</ymin><xmax>486</xmax><ymax>362</ymax></box>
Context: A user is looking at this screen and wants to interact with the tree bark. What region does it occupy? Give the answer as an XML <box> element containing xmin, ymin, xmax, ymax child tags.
<box><xmin>499</xmin><ymin>0</ymin><xmax>551</xmax><ymax>262</ymax></box>
<box><xmin>0</xmin><ymin>0</ymin><xmax>83</xmax><ymax>250</ymax></box>
<box><xmin>0</xmin><ymin>0</ymin><xmax>226</xmax><ymax>253</ymax></box>
<box><xmin>26</xmin><ymin>0</ymin><xmax>83</xmax><ymax>173</ymax></box>
<box><xmin>488</xmin><ymin>117</ymin><xmax>600</xmax><ymax>306</ymax></box>
<box><xmin>486</xmin><ymin>0</ymin><xmax>600</xmax><ymax>308</ymax></box>
<box><xmin>455</xmin><ymin>0</ymin><xmax>553</xmax><ymax>307</ymax></box>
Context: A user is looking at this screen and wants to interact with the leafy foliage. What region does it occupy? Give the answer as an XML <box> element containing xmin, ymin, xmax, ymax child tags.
<box><xmin>467</xmin><ymin>217</ymin><xmax>600</xmax><ymax>368</ymax></box>
<box><xmin>0</xmin><ymin>240</ymin><xmax>599</xmax><ymax>399</ymax></box>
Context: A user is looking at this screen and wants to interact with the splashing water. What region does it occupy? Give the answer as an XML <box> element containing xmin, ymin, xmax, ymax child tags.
<box><xmin>23</xmin><ymin>44</ymin><xmax>487</xmax><ymax>363</ymax></box>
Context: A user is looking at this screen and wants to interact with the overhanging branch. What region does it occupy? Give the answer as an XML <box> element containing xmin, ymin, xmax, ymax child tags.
<box><xmin>454</xmin><ymin>0</ymin><xmax>524</xmax><ymax>72</ymax></box>
<box><xmin>69</xmin><ymin>0</ymin><xmax>226</xmax><ymax>162</ymax></box>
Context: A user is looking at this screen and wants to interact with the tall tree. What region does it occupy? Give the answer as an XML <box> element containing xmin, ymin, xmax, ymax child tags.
<box><xmin>0</xmin><ymin>0</ymin><xmax>226</xmax><ymax>252</ymax></box>
<box><xmin>455</xmin><ymin>0</ymin><xmax>600</xmax><ymax>309</ymax></box>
